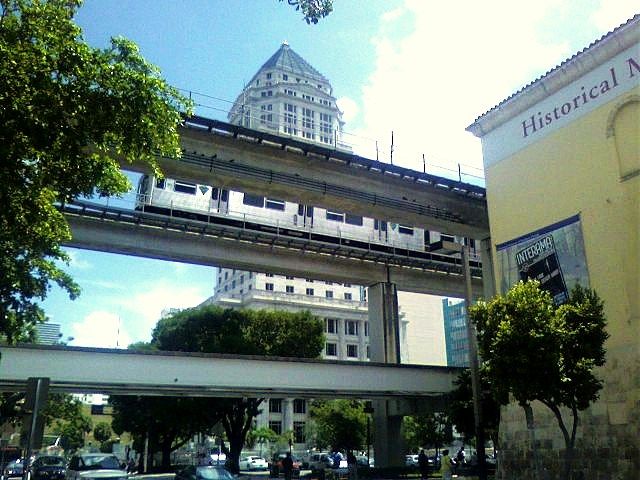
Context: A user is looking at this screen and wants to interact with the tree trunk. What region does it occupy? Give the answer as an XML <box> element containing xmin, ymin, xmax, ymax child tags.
<box><xmin>523</xmin><ymin>404</ymin><xmax>547</xmax><ymax>480</ymax></box>
<box><xmin>161</xmin><ymin>436</ymin><xmax>174</xmax><ymax>470</ymax></box>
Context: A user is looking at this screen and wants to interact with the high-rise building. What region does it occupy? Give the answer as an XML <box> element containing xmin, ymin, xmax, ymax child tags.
<box><xmin>202</xmin><ymin>43</ymin><xmax>454</xmax><ymax>449</ymax></box>
<box><xmin>34</xmin><ymin>322</ymin><xmax>61</xmax><ymax>345</ymax></box>
<box><xmin>228</xmin><ymin>42</ymin><xmax>350</xmax><ymax>151</ymax></box>
<box><xmin>442</xmin><ymin>298</ymin><xmax>469</xmax><ymax>367</ymax></box>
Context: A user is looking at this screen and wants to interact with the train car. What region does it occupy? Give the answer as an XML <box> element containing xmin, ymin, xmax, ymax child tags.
<box><xmin>135</xmin><ymin>174</ymin><xmax>480</xmax><ymax>264</ymax></box>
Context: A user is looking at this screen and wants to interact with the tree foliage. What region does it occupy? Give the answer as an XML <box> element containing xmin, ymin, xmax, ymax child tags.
<box><xmin>111</xmin><ymin>306</ymin><xmax>325</xmax><ymax>472</ymax></box>
<box><xmin>308</xmin><ymin>400</ymin><xmax>366</xmax><ymax>452</ymax></box>
<box><xmin>41</xmin><ymin>394</ymin><xmax>92</xmax><ymax>452</ymax></box>
<box><xmin>470</xmin><ymin>280</ymin><xmax>608</xmax><ymax>480</ymax></box>
<box><xmin>93</xmin><ymin>421</ymin><xmax>112</xmax><ymax>443</ymax></box>
<box><xmin>0</xmin><ymin>0</ymin><xmax>191</xmax><ymax>343</ymax></box>
<box><xmin>448</xmin><ymin>367</ymin><xmax>503</xmax><ymax>449</ymax></box>
<box><xmin>403</xmin><ymin>412</ymin><xmax>452</xmax><ymax>453</ymax></box>
<box><xmin>281</xmin><ymin>0</ymin><xmax>333</xmax><ymax>24</ymax></box>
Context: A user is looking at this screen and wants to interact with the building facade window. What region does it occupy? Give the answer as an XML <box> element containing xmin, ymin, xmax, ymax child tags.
<box><xmin>345</xmin><ymin>320</ymin><xmax>358</xmax><ymax>336</ymax></box>
<box><xmin>293</xmin><ymin>421</ymin><xmax>306</xmax><ymax>443</ymax></box>
<box><xmin>293</xmin><ymin>399</ymin><xmax>306</xmax><ymax>414</ymax></box>
<box><xmin>325</xmin><ymin>343</ymin><xmax>337</xmax><ymax>356</ymax></box>
<box><xmin>325</xmin><ymin>318</ymin><xmax>337</xmax><ymax>334</ymax></box>
<box><xmin>269</xmin><ymin>421</ymin><xmax>282</xmax><ymax>435</ymax></box>
<box><xmin>347</xmin><ymin>344</ymin><xmax>358</xmax><ymax>358</ymax></box>
<box><xmin>269</xmin><ymin>399</ymin><xmax>282</xmax><ymax>413</ymax></box>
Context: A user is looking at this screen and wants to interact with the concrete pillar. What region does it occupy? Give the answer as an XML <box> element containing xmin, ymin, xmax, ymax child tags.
<box><xmin>368</xmin><ymin>282</ymin><xmax>404</xmax><ymax>467</ymax></box>
<box><xmin>480</xmin><ymin>237</ymin><xmax>496</xmax><ymax>300</ymax></box>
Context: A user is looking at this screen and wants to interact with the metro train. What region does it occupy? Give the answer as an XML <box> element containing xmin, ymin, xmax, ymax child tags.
<box><xmin>134</xmin><ymin>174</ymin><xmax>481</xmax><ymax>265</ymax></box>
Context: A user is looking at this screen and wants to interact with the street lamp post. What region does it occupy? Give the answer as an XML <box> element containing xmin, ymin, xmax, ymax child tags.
<box><xmin>431</xmin><ymin>240</ymin><xmax>486</xmax><ymax>480</ymax></box>
<box><xmin>461</xmin><ymin>245</ymin><xmax>487</xmax><ymax>480</ymax></box>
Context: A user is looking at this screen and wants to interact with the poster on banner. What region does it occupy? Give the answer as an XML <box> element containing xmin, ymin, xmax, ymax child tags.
<box><xmin>496</xmin><ymin>215</ymin><xmax>589</xmax><ymax>304</ymax></box>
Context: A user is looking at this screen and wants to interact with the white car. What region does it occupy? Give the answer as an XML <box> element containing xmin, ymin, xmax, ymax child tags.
<box><xmin>65</xmin><ymin>454</ymin><xmax>127</xmax><ymax>480</ymax></box>
<box><xmin>238</xmin><ymin>456</ymin><xmax>268</xmax><ymax>471</ymax></box>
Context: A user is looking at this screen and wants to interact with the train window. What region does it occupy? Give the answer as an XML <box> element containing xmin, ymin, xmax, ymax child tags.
<box><xmin>174</xmin><ymin>181</ymin><xmax>197</xmax><ymax>195</ymax></box>
<box><xmin>375</xmin><ymin>219</ymin><xmax>387</xmax><ymax>230</ymax></box>
<box><xmin>298</xmin><ymin>204</ymin><xmax>304</xmax><ymax>216</ymax></box>
<box><xmin>344</xmin><ymin>292</ymin><xmax>352</xmax><ymax>300</ymax></box>
<box><xmin>286</xmin><ymin>285</ymin><xmax>294</xmax><ymax>293</ymax></box>
<box><xmin>265</xmin><ymin>283</ymin><xmax>274</xmax><ymax>291</ymax></box>
<box><xmin>155</xmin><ymin>177</ymin><xmax>165</xmax><ymax>189</ymax></box>
<box><xmin>399</xmin><ymin>225</ymin><xmax>414</xmax><ymax>235</ymax></box>
<box><xmin>265</xmin><ymin>198</ymin><xmax>285</xmax><ymax>211</ymax></box>
<box><xmin>243</xmin><ymin>193</ymin><xmax>264</xmax><ymax>207</ymax></box>
<box><xmin>325</xmin><ymin>290</ymin><xmax>333</xmax><ymax>298</ymax></box>
<box><xmin>326</xmin><ymin>210</ymin><xmax>344</xmax><ymax>222</ymax></box>
<box><xmin>441</xmin><ymin>234</ymin><xmax>454</xmax><ymax>242</ymax></box>
<box><xmin>345</xmin><ymin>213</ymin><xmax>363</xmax><ymax>226</ymax></box>
<box><xmin>306</xmin><ymin>288</ymin><xmax>314</xmax><ymax>296</ymax></box>
<box><xmin>221</xmin><ymin>190</ymin><xmax>228</xmax><ymax>201</ymax></box>
<box><xmin>212</xmin><ymin>188</ymin><xmax>219</xmax><ymax>200</ymax></box>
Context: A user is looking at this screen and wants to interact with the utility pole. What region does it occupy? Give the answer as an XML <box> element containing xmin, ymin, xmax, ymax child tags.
<box><xmin>462</xmin><ymin>245</ymin><xmax>487</xmax><ymax>480</ymax></box>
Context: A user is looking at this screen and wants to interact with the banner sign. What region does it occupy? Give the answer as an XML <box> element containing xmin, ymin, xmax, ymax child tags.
<box><xmin>496</xmin><ymin>214</ymin><xmax>589</xmax><ymax>304</ymax></box>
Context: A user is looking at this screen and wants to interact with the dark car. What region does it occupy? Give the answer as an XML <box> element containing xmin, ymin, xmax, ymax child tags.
<box><xmin>2</xmin><ymin>459</ymin><xmax>24</xmax><ymax>480</ymax></box>
<box><xmin>269</xmin><ymin>454</ymin><xmax>301</xmax><ymax>477</ymax></box>
<box><xmin>174</xmin><ymin>466</ymin><xmax>234</xmax><ymax>480</ymax></box>
<box><xmin>29</xmin><ymin>456</ymin><xmax>66</xmax><ymax>480</ymax></box>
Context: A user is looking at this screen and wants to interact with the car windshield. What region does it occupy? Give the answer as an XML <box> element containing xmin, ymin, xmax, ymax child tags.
<box><xmin>80</xmin><ymin>456</ymin><xmax>121</xmax><ymax>470</ymax></box>
<box><xmin>196</xmin><ymin>467</ymin><xmax>234</xmax><ymax>480</ymax></box>
<box><xmin>36</xmin><ymin>457</ymin><xmax>65</xmax><ymax>467</ymax></box>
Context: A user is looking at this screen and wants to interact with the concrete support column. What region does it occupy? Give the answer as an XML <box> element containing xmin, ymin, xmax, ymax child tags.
<box><xmin>282</xmin><ymin>398</ymin><xmax>294</xmax><ymax>433</ymax></box>
<box><xmin>480</xmin><ymin>237</ymin><xmax>496</xmax><ymax>299</ymax></box>
<box><xmin>368</xmin><ymin>282</ymin><xmax>404</xmax><ymax>467</ymax></box>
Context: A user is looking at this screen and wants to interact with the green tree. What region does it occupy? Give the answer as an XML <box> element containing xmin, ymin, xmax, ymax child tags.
<box><xmin>448</xmin><ymin>367</ymin><xmax>503</xmax><ymax>451</ymax></box>
<box><xmin>280</xmin><ymin>0</ymin><xmax>333</xmax><ymax>24</ymax></box>
<box><xmin>93</xmin><ymin>421</ymin><xmax>112</xmax><ymax>443</ymax></box>
<box><xmin>308</xmin><ymin>400</ymin><xmax>366</xmax><ymax>452</ymax></box>
<box><xmin>42</xmin><ymin>394</ymin><xmax>92</xmax><ymax>452</ymax></box>
<box><xmin>245</xmin><ymin>426</ymin><xmax>278</xmax><ymax>456</ymax></box>
<box><xmin>0</xmin><ymin>0</ymin><xmax>191</xmax><ymax>343</ymax></box>
<box><xmin>113</xmin><ymin>306</ymin><xmax>324</xmax><ymax>473</ymax></box>
<box><xmin>111</xmin><ymin>395</ymin><xmax>222</xmax><ymax>471</ymax></box>
<box><xmin>403</xmin><ymin>412</ymin><xmax>453</xmax><ymax>455</ymax></box>
<box><xmin>470</xmin><ymin>281</ymin><xmax>608</xmax><ymax>480</ymax></box>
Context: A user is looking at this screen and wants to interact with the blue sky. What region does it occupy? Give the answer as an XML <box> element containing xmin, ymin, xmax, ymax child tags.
<box><xmin>40</xmin><ymin>0</ymin><xmax>637</xmax><ymax>347</ymax></box>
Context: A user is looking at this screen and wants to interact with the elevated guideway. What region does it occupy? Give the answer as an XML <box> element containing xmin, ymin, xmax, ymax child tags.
<box><xmin>125</xmin><ymin>116</ymin><xmax>489</xmax><ymax>239</ymax></box>
<box><xmin>61</xmin><ymin>201</ymin><xmax>484</xmax><ymax>297</ymax></box>
<box><xmin>0</xmin><ymin>345</ymin><xmax>461</xmax><ymax>400</ymax></box>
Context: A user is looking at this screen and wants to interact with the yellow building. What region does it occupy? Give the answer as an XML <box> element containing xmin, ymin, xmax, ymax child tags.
<box><xmin>467</xmin><ymin>15</ymin><xmax>639</xmax><ymax>480</ymax></box>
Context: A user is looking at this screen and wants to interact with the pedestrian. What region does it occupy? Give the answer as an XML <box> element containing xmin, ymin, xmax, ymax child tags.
<box><xmin>456</xmin><ymin>446</ymin><xmax>465</xmax><ymax>465</ymax></box>
<box><xmin>418</xmin><ymin>449</ymin><xmax>429</xmax><ymax>479</ymax></box>
<box><xmin>347</xmin><ymin>451</ymin><xmax>358</xmax><ymax>480</ymax></box>
<box><xmin>282</xmin><ymin>452</ymin><xmax>294</xmax><ymax>480</ymax></box>
<box><xmin>439</xmin><ymin>449</ymin><xmax>455</xmax><ymax>480</ymax></box>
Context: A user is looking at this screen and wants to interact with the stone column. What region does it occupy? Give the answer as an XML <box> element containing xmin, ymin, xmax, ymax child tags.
<box><xmin>368</xmin><ymin>282</ymin><xmax>405</xmax><ymax>467</ymax></box>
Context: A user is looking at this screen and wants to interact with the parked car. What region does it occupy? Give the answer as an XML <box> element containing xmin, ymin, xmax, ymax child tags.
<box><xmin>175</xmin><ymin>466</ymin><xmax>234</xmax><ymax>480</ymax></box>
<box><xmin>405</xmin><ymin>455</ymin><xmax>419</xmax><ymax>467</ymax></box>
<box><xmin>29</xmin><ymin>455</ymin><xmax>66</xmax><ymax>480</ymax></box>
<box><xmin>1</xmin><ymin>459</ymin><xmax>24</xmax><ymax>480</ymax></box>
<box><xmin>65</xmin><ymin>453</ymin><xmax>127</xmax><ymax>480</ymax></box>
<box><xmin>355</xmin><ymin>456</ymin><xmax>373</xmax><ymax>468</ymax></box>
<box><xmin>306</xmin><ymin>452</ymin><xmax>333</xmax><ymax>472</ymax></box>
<box><xmin>269</xmin><ymin>454</ymin><xmax>301</xmax><ymax>477</ymax></box>
<box><xmin>238</xmin><ymin>456</ymin><xmax>268</xmax><ymax>471</ymax></box>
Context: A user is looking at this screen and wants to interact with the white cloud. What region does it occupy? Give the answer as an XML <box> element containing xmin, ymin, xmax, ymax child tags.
<box><xmin>116</xmin><ymin>281</ymin><xmax>211</xmax><ymax>342</ymax></box>
<box><xmin>70</xmin><ymin>311</ymin><xmax>131</xmax><ymax>348</ymax></box>
<box><xmin>336</xmin><ymin>96</ymin><xmax>359</xmax><ymax>123</ymax></box>
<box><xmin>354</xmin><ymin>0</ymin><xmax>633</xmax><ymax>178</ymax></box>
